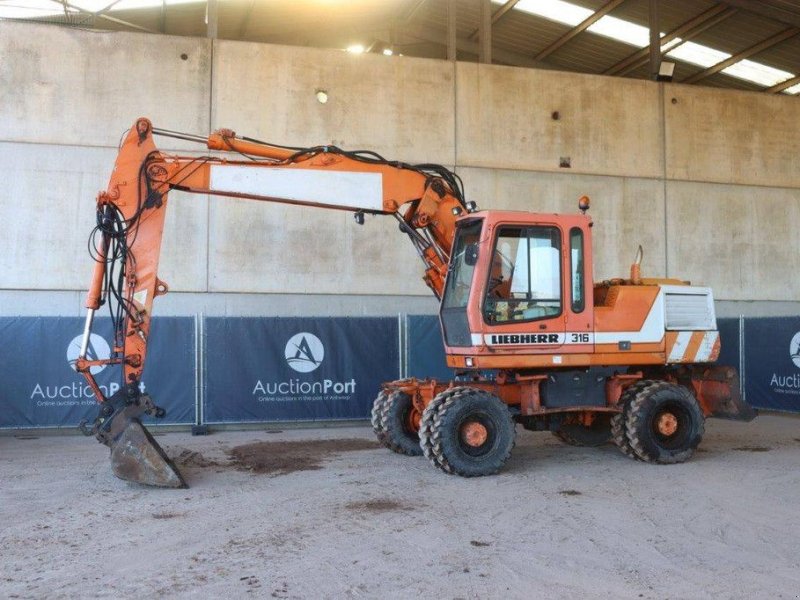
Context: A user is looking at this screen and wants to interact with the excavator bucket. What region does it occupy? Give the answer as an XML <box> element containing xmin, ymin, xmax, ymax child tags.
<box><xmin>109</xmin><ymin>418</ymin><xmax>187</xmax><ymax>488</ymax></box>
<box><xmin>81</xmin><ymin>389</ymin><xmax>187</xmax><ymax>488</ymax></box>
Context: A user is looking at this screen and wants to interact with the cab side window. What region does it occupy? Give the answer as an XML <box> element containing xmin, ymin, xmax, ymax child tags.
<box><xmin>484</xmin><ymin>226</ymin><xmax>562</xmax><ymax>323</ymax></box>
<box><xmin>570</xmin><ymin>227</ymin><xmax>585</xmax><ymax>313</ymax></box>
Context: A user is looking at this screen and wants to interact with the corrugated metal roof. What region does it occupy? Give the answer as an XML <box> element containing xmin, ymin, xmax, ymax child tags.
<box><xmin>3</xmin><ymin>0</ymin><xmax>799</xmax><ymax>95</ymax></box>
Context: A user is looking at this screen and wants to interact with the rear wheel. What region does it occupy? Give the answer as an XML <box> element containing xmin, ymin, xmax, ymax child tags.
<box><xmin>625</xmin><ymin>381</ymin><xmax>705</xmax><ymax>464</ymax></box>
<box><xmin>428</xmin><ymin>388</ymin><xmax>515</xmax><ymax>477</ymax></box>
<box><xmin>379</xmin><ymin>391</ymin><xmax>423</xmax><ymax>456</ymax></box>
<box><xmin>552</xmin><ymin>415</ymin><xmax>612</xmax><ymax>447</ymax></box>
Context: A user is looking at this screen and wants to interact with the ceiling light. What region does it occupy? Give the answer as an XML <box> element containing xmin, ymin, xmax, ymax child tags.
<box><xmin>315</xmin><ymin>90</ymin><xmax>328</xmax><ymax>104</ymax></box>
<box><xmin>657</xmin><ymin>61</ymin><xmax>675</xmax><ymax>82</ymax></box>
<box><xmin>382</xmin><ymin>48</ymin><xmax>393</xmax><ymax>56</ymax></box>
<box><xmin>346</xmin><ymin>44</ymin><xmax>365</xmax><ymax>54</ymax></box>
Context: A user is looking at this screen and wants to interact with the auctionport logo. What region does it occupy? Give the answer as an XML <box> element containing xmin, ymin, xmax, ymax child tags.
<box><xmin>284</xmin><ymin>332</ymin><xmax>324</xmax><ymax>373</ymax></box>
<box><xmin>30</xmin><ymin>333</ymin><xmax>121</xmax><ymax>404</ymax></box>
<box><xmin>66</xmin><ymin>333</ymin><xmax>110</xmax><ymax>375</ymax></box>
<box><xmin>791</xmin><ymin>332</ymin><xmax>800</xmax><ymax>368</ymax></box>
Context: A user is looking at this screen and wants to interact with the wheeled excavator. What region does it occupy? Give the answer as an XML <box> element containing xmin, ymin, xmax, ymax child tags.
<box><xmin>75</xmin><ymin>118</ymin><xmax>755</xmax><ymax>488</ymax></box>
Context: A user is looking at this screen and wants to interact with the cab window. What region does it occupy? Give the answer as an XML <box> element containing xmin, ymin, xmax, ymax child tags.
<box><xmin>570</xmin><ymin>227</ymin><xmax>585</xmax><ymax>313</ymax></box>
<box><xmin>442</xmin><ymin>220</ymin><xmax>483</xmax><ymax>309</ymax></box>
<box><xmin>484</xmin><ymin>226</ymin><xmax>562</xmax><ymax>323</ymax></box>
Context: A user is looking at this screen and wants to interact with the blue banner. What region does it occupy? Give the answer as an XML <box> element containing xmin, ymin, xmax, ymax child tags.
<box><xmin>744</xmin><ymin>317</ymin><xmax>800</xmax><ymax>412</ymax></box>
<box><xmin>204</xmin><ymin>317</ymin><xmax>399</xmax><ymax>423</ymax></box>
<box><xmin>0</xmin><ymin>317</ymin><xmax>196</xmax><ymax>428</ymax></box>
<box><xmin>407</xmin><ymin>315</ymin><xmax>454</xmax><ymax>381</ymax></box>
<box><xmin>716</xmin><ymin>317</ymin><xmax>740</xmax><ymax>371</ymax></box>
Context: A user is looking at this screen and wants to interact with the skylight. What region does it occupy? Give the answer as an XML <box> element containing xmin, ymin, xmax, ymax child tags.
<box><xmin>499</xmin><ymin>0</ymin><xmax>799</xmax><ymax>95</ymax></box>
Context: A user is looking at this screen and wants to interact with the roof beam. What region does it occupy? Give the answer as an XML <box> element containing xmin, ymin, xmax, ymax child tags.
<box><xmin>447</xmin><ymin>0</ymin><xmax>457</xmax><ymax>60</ymax></box>
<box><xmin>402</xmin><ymin>23</ymin><xmax>548</xmax><ymax>69</ymax></box>
<box><xmin>718</xmin><ymin>0</ymin><xmax>800</xmax><ymax>29</ymax></box>
<box><xmin>534</xmin><ymin>0</ymin><xmax>627</xmax><ymax>61</ymax></box>
<box><xmin>682</xmin><ymin>26</ymin><xmax>800</xmax><ymax>84</ymax></box>
<box><xmin>60</xmin><ymin>0</ymin><xmax>155</xmax><ymax>32</ymax></box>
<box><xmin>401</xmin><ymin>0</ymin><xmax>428</xmax><ymax>23</ymax></box>
<box><xmin>206</xmin><ymin>0</ymin><xmax>218</xmax><ymax>39</ymax></box>
<box><xmin>237</xmin><ymin>0</ymin><xmax>256</xmax><ymax>39</ymax></box>
<box><xmin>467</xmin><ymin>0</ymin><xmax>520</xmax><ymax>41</ymax></box>
<box><xmin>604</xmin><ymin>4</ymin><xmax>737</xmax><ymax>77</ymax></box>
<box><xmin>479</xmin><ymin>0</ymin><xmax>491</xmax><ymax>63</ymax></box>
<box><xmin>648</xmin><ymin>0</ymin><xmax>660</xmax><ymax>79</ymax></box>
<box><xmin>765</xmin><ymin>74</ymin><xmax>800</xmax><ymax>93</ymax></box>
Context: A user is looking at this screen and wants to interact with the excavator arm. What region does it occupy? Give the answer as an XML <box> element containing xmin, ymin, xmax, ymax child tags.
<box><xmin>75</xmin><ymin>117</ymin><xmax>471</xmax><ymax>487</ymax></box>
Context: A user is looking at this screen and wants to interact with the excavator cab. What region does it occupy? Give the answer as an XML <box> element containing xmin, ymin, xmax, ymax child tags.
<box><xmin>441</xmin><ymin>210</ymin><xmax>595</xmax><ymax>370</ymax></box>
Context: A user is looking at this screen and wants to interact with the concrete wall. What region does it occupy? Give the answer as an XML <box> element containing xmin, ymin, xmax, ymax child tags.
<box><xmin>1</xmin><ymin>22</ymin><xmax>799</xmax><ymax>318</ymax></box>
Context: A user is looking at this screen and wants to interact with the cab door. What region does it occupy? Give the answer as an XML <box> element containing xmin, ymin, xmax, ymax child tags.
<box><xmin>481</xmin><ymin>224</ymin><xmax>566</xmax><ymax>351</ymax></box>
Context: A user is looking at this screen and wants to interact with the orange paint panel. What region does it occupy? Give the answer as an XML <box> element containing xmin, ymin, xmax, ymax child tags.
<box><xmin>594</xmin><ymin>285</ymin><xmax>660</xmax><ymax>334</ymax></box>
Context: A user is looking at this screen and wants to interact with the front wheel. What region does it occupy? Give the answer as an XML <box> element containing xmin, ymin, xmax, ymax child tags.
<box><xmin>428</xmin><ymin>388</ymin><xmax>515</xmax><ymax>477</ymax></box>
<box><xmin>625</xmin><ymin>382</ymin><xmax>705</xmax><ymax>464</ymax></box>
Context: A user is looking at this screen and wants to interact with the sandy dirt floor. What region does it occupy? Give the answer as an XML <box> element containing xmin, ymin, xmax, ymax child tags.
<box><xmin>1</xmin><ymin>415</ymin><xmax>799</xmax><ymax>599</ymax></box>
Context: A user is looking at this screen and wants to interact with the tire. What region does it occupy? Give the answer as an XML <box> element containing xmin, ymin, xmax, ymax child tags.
<box><xmin>611</xmin><ymin>380</ymin><xmax>654</xmax><ymax>460</ymax></box>
<box><xmin>370</xmin><ymin>390</ymin><xmax>391</xmax><ymax>447</ymax></box>
<box><xmin>419</xmin><ymin>387</ymin><xmax>462</xmax><ymax>468</ymax></box>
<box><xmin>552</xmin><ymin>415</ymin><xmax>612</xmax><ymax>447</ymax></box>
<box><xmin>379</xmin><ymin>391</ymin><xmax>423</xmax><ymax>456</ymax></box>
<box><xmin>428</xmin><ymin>387</ymin><xmax>516</xmax><ymax>477</ymax></box>
<box><xmin>625</xmin><ymin>381</ymin><xmax>705</xmax><ymax>464</ymax></box>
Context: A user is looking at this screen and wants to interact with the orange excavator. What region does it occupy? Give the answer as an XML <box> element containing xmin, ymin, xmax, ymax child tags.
<box><xmin>76</xmin><ymin>118</ymin><xmax>754</xmax><ymax>488</ymax></box>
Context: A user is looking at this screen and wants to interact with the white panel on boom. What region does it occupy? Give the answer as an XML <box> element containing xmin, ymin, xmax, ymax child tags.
<box><xmin>209</xmin><ymin>166</ymin><xmax>384</xmax><ymax>212</ymax></box>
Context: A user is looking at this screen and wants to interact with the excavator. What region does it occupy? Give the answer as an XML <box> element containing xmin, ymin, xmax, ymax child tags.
<box><xmin>75</xmin><ymin>117</ymin><xmax>755</xmax><ymax>488</ymax></box>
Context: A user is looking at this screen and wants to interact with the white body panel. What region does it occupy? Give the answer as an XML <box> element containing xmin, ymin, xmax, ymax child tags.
<box><xmin>208</xmin><ymin>166</ymin><xmax>384</xmax><ymax>212</ymax></box>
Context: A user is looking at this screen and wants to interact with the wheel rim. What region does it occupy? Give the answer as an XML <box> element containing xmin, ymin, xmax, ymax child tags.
<box><xmin>650</xmin><ymin>401</ymin><xmax>691</xmax><ymax>449</ymax></box>
<box><xmin>656</xmin><ymin>412</ymin><xmax>678</xmax><ymax>436</ymax></box>
<box><xmin>457</xmin><ymin>413</ymin><xmax>496</xmax><ymax>456</ymax></box>
<box><xmin>461</xmin><ymin>422</ymin><xmax>488</xmax><ymax>447</ymax></box>
<box><xmin>404</xmin><ymin>406</ymin><xmax>421</xmax><ymax>434</ymax></box>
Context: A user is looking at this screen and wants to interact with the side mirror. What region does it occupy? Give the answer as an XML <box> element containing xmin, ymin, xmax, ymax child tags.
<box><xmin>464</xmin><ymin>243</ymin><xmax>479</xmax><ymax>267</ymax></box>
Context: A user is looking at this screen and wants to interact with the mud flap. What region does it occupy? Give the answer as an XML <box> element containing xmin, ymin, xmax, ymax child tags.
<box><xmin>80</xmin><ymin>386</ymin><xmax>187</xmax><ymax>488</ymax></box>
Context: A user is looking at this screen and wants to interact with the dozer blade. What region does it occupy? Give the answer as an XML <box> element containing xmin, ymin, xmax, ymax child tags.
<box><xmin>110</xmin><ymin>417</ymin><xmax>187</xmax><ymax>488</ymax></box>
<box><xmin>81</xmin><ymin>387</ymin><xmax>187</xmax><ymax>488</ymax></box>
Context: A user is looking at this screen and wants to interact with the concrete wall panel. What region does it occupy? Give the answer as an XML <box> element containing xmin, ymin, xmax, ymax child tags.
<box><xmin>664</xmin><ymin>85</ymin><xmax>800</xmax><ymax>188</ymax></box>
<box><xmin>212</xmin><ymin>41</ymin><xmax>455</xmax><ymax>165</ymax></box>
<box><xmin>0</xmin><ymin>143</ymin><xmax>110</xmax><ymax>290</ymax></box>
<box><xmin>0</xmin><ymin>142</ymin><xmax>208</xmax><ymax>292</ymax></box>
<box><xmin>458</xmin><ymin>168</ymin><xmax>666</xmax><ymax>282</ymax></box>
<box><xmin>207</xmin><ymin>199</ymin><xmax>430</xmax><ymax>295</ymax></box>
<box><xmin>665</xmin><ymin>181</ymin><xmax>800</xmax><ymax>301</ymax></box>
<box><xmin>0</xmin><ymin>22</ymin><xmax>210</xmax><ymax>148</ymax></box>
<box><xmin>456</xmin><ymin>64</ymin><xmax>663</xmax><ymax>178</ymax></box>
<box><xmin>158</xmin><ymin>190</ymin><xmax>209</xmax><ymax>292</ymax></box>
